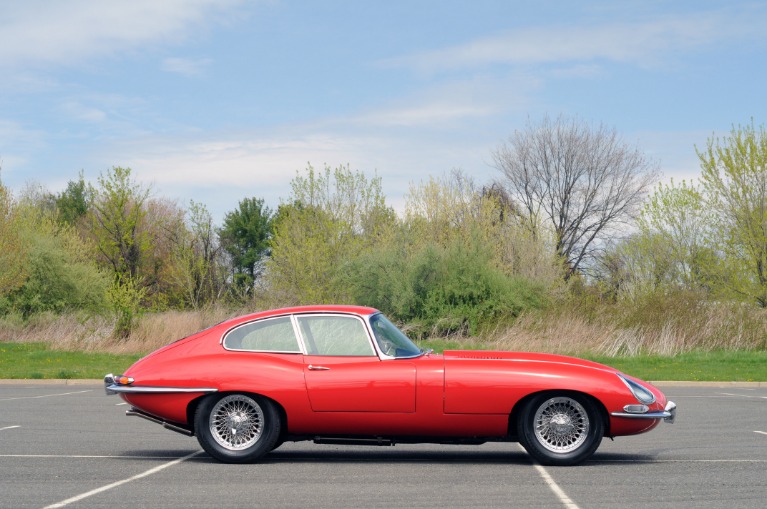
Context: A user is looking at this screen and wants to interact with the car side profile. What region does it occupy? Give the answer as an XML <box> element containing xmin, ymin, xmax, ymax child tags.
<box><xmin>105</xmin><ymin>305</ymin><xmax>676</xmax><ymax>466</ymax></box>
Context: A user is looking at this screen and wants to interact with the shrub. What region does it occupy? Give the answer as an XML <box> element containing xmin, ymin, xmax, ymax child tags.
<box><xmin>7</xmin><ymin>223</ymin><xmax>108</xmax><ymax>317</ymax></box>
<box><xmin>344</xmin><ymin>238</ymin><xmax>546</xmax><ymax>337</ymax></box>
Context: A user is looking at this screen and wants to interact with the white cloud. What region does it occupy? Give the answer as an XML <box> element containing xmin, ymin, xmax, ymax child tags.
<box><xmin>60</xmin><ymin>101</ymin><xmax>107</xmax><ymax>123</ymax></box>
<box><xmin>382</xmin><ymin>10</ymin><xmax>766</xmax><ymax>73</ymax></box>
<box><xmin>161</xmin><ymin>57</ymin><xmax>213</xmax><ymax>76</ymax></box>
<box><xmin>0</xmin><ymin>119</ymin><xmax>46</xmax><ymax>175</ymax></box>
<box><xmin>121</xmin><ymin>133</ymin><xmax>394</xmax><ymax>188</ymax></box>
<box><xmin>94</xmin><ymin>123</ymin><xmax>498</xmax><ymax>221</ymax></box>
<box><xmin>347</xmin><ymin>73</ymin><xmax>541</xmax><ymax>128</ymax></box>
<box><xmin>634</xmin><ymin>129</ymin><xmax>715</xmax><ymax>185</ymax></box>
<box><xmin>0</xmin><ymin>0</ymin><xmax>247</xmax><ymax>69</ymax></box>
<box><xmin>354</xmin><ymin>103</ymin><xmax>494</xmax><ymax>127</ymax></box>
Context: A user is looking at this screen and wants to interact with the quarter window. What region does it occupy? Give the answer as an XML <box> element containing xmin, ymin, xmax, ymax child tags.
<box><xmin>223</xmin><ymin>316</ymin><xmax>300</xmax><ymax>352</ymax></box>
<box><xmin>297</xmin><ymin>315</ymin><xmax>375</xmax><ymax>356</ymax></box>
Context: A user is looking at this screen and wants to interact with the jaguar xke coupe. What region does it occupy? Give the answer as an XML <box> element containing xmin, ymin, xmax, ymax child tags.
<box><xmin>105</xmin><ymin>305</ymin><xmax>676</xmax><ymax>466</ymax></box>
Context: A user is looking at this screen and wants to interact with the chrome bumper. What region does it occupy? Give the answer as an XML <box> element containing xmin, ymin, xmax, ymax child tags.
<box><xmin>104</xmin><ymin>373</ymin><xmax>217</xmax><ymax>396</ymax></box>
<box><xmin>611</xmin><ymin>401</ymin><xmax>676</xmax><ymax>424</ymax></box>
<box><xmin>104</xmin><ymin>374</ymin><xmax>118</xmax><ymax>395</ymax></box>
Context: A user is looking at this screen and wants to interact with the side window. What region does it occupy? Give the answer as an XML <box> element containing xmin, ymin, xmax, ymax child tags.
<box><xmin>223</xmin><ymin>316</ymin><xmax>300</xmax><ymax>353</ymax></box>
<box><xmin>297</xmin><ymin>315</ymin><xmax>375</xmax><ymax>356</ymax></box>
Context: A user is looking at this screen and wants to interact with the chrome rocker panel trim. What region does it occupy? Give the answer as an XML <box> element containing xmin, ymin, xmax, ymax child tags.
<box><xmin>611</xmin><ymin>401</ymin><xmax>676</xmax><ymax>423</ymax></box>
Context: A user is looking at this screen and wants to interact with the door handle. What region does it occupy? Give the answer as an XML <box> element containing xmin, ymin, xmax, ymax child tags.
<box><xmin>308</xmin><ymin>365</ymin><xmax>330</xmax><ymax>371</ymax></box>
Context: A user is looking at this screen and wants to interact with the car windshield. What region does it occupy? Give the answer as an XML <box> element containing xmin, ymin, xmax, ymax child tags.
<box><xmin>369</xmin><ymin>313</ymin><xmax>423</xmax><ymax>358</ymax></box>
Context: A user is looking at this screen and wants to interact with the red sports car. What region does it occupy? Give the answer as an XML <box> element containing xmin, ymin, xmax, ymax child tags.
<box><xmin>105</xmin><ymin>305</ymin><xmax>676</xmax><ymax>466</ymax></box>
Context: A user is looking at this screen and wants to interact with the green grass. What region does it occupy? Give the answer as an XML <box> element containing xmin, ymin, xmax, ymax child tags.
<box><xmin>584</xmin><ymin>351</ymin><xmax>767</xmax><ymax>382</ymax></box>
<box><xmin>418</xmin><ymin>340</ymin><xmax>767</xmax><ymax>381</ymax></box>
<box><xmin>1</xmin><ymin>341</ymin><xmax>765</xmax><ymax>381</ymax></box>
<box><xmin>0</xmin><ymin>342</ymin><xmax>141</xmax><ymax>379</ymax></box>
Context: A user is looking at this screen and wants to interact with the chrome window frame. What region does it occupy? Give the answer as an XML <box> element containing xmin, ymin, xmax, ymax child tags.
<box><xmin>364</xmin><ymin>313</ymin><xmax>423</xmax><ymax>360</ymax></box>
<box><xmin>293</xmin><ymin>312</ymin><xmax>379</xmax><ymax>358</ymax></box>
<box><xmin>221</xmin><ymin>315</ymin><xmax>303</xmax><ymax>354</ymax></box>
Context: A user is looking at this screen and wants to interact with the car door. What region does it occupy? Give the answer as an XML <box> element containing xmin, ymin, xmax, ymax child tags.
<box><xmin>298</xmin><ymin>314</ymin><xmax>416</xmax><ymax>413</ymax></box>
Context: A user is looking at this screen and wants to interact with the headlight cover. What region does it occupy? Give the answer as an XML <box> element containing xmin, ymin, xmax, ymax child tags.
<box><xmin>616</xmin><ymin>373</ymin><xmax>656</xmax><ymax>404</ymax></box>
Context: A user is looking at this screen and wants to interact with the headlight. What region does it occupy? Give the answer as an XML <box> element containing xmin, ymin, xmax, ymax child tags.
<box><xmin>617</xmin><ymin>374</ymin><xmax>656</xmax><ymax>404</ymax></box>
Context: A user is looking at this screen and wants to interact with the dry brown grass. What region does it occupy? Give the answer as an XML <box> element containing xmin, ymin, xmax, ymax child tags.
<box><xmin>480</xmin><ymin>297</ymin><xmax>767</xmax><ymax>356</ymax></box>
<box><xmin>1</xmin><ymin>295</ymin><xmax>764</xmax><ymax>356</ymax></box>
<box><xmin>0</xmin><ymin>306</ymin><xmax>246</xmax><ymax>354</ymax></box>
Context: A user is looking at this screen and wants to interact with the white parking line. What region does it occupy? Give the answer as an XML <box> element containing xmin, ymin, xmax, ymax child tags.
<box><xmin>533</xmin><ymin>463</ymin><xmax>580</xmax><ymax>509</ymax></box>
<box><xmin>42</xmin><ymin>451</ymin><xmax>201</xmax><ymax>509</ymax></box>
<box><xmin>517</xmin><ymin>445</ymin><xmax>580</xmax><ymax>509</ymax></box>
<box><xmin>755</xmin><ymin>431</ymin><xmax>767</xmax><ymax>436</ymax></box>
<box><xmin>0</xmin><ymin>425</ymin><xmax>21</xmax><ymax>431</ymax></box>
<box><xmin>598</xmin><ymin>458</ymin><xmax>767</xmax><ymax>463</ymax></box>
<box><xmin>0</xmin><ymin>390</ymin><xmax>92</xmax><ymax>401</ymax></box>
<box><xmin>115</xmin><ymin>402</ymin><xmax>127</xmax><ymax>406</ymax></box>
<box><xmin>717</xmin><ymin>392</ymin><xmax>767</xmax><ymax>400</ymax></box>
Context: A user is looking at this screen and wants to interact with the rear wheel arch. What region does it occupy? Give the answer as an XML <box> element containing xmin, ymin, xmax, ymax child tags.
<box><xmin>193</xmin><ymin>391</ymin><xmax>286</xmax><ymax>463</ymax></box>
<box><xmin>187</xmin><ymin>391</ymin><xmax>289</xmax><ymax>438</ymax></box>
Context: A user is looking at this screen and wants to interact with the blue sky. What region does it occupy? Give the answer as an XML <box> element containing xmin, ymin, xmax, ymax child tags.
<box><xmin>1</xmin><ymin>0</ymin><xmax>766</xmax><ymax>221</ymax></box>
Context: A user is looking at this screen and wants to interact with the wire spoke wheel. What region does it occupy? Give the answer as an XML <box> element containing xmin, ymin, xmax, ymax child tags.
<box><xmin>209</xmin><ymin>394</ymin><xmax>264</xmax><ymax>451</ymax></box>
<box><xmin>533</xmin><ymin>396</ymin><xmax>589</xmax><ymax>453</ymax></box>
<box><xmin>518</xmin><ymin>393</ymin><xmax>603</xmax><ymax>465</ymax></box>
<box><xmin>195</xmin><ymin>392</ymin><xmax>281</xmax><ymax>463</ymax></box>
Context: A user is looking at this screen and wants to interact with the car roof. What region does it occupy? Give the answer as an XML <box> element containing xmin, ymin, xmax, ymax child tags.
<box><xmin>226</xmin><ymin>305</ymin><xmax>380</xmax><ymax>327</ymax></box>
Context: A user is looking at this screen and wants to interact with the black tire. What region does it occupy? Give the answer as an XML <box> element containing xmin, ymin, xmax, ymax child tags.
<box><xmin>270</xmin><ymin>437</ymin><xmax>285</xmax><ymax>452</ymax></box>
<box><xmin>194</xmin><ymin>393</ymin><xmax>281</xmax><ymax>463</ymax></box>
<box><xmin>517</xmin><ymin>393</ymin><xmax>603</xmax><ymax>466</ymax></box>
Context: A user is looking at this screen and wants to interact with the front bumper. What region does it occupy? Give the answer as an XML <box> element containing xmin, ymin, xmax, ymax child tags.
<box><xmin>610</xmin><ymin>401</ymin><xmax>677</xmax><ymax>424</ymax></box>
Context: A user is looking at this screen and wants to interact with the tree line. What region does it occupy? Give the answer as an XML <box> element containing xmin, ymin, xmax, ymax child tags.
<box><xmin>1</xmin><ymin>115</ymin><xmax>765</xmax><ymax>339</ymax></box>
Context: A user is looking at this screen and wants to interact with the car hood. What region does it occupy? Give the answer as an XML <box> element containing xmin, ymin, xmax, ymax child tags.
<box><xmin>442</xmin><ymin>350</ymin><xmax>617</xmax><ymax>373</ymax></box>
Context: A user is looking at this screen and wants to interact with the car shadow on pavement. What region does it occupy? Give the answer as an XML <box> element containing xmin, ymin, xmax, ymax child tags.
<box><xmin>585</xmin><ymin>451</ymin><xmax>662</xmax><ymax>465</ymax></box>
<box><xmin>115</xmin><ymin>448</ymin><xmax>661</xmax><ymax>466</ymax></box>
<box><xmin>261</xmin><ymin>448</ymin><xmax>534</xmax><ymax>465</ymax></box>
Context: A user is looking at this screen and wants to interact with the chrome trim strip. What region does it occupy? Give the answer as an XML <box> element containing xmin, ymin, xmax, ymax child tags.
<box><xmin>611</xmin><ymin>401</ymin><xmax>676</xmax><ymax>423</ymax></box>
<box><xmin>105</xmin><ymin>384</ymin><xmax>218</xmax><ymax>394</ymax></box>
<box><xmin>610</xmin><ymin>410</ymin><xmax>672</xmax><ymax>419</ymax></box>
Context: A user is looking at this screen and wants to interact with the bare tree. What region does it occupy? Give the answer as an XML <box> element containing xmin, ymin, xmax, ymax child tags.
<box><xmin>492</xmin><ymin>115</ymin><xmax>659</xmax><ymax>277</ymax></box>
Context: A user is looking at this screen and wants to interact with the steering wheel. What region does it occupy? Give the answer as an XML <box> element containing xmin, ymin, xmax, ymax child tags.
<box><xmin>379</xmin><ymin>338</ymin><xmax>396</xmax><ymax>356</ymax></box>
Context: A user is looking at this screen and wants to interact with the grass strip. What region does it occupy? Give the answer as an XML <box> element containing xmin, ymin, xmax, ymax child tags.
<box><xmin>418</xmin><ymin>340</ymin><xmax>767</xmax><ymax>381</ymax></box>
<box><xmin>584</xmin><ymin>350</ymin><xmax>767</xmax><ymax>382</ymax></box>
<box><xmin>1</xmin><ymin>341</ymin><xmax>765</xmax><ymax>381</ymax></box>
<box><xmin>0</xmin><ymin>342</ymin><xmax>141</xmax><ymax>379</ymax></box>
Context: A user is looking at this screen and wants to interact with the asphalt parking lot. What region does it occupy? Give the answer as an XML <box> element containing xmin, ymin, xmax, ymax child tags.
<box><xmin>1</xmin><ymin>383</ymin><xmax>765</xmax><ymax>509</ymax></box>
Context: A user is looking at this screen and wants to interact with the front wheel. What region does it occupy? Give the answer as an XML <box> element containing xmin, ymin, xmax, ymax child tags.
<box><xmin>195</xmin><ymin>393</ymin><xmax>281</xmax><ymax>463</ymax></box>
<box><xmin>517</xmin><ymin>393</ymin><xmax>603</xmax><ymax>466</ymax></box>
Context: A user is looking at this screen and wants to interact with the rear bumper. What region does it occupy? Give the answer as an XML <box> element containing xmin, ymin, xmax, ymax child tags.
<box><xmin>611</xmin><ymin>401</ymin><xmax>676</xmax><ymax>424</ymax></box>
<box><xmin>104</xmin><ymin>373</ymin><xmax>217</xmax><ymax>396</ymax></box>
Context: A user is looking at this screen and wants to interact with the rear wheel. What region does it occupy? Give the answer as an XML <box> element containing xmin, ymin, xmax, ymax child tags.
<box><xmin>195</xmin><ymin>393</ymin><xmax>281</xmax><ymax>463</ymax></box>
<box><xmin>517</xmin><ymin>393</ymin><xmax>603</xmax><ymax>466</ymax></box>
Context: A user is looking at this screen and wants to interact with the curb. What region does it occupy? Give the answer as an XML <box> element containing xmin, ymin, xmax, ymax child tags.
<box><xmin>0</xmin><ymin>379</ymin><xmax>103</xmax><ymax>385</ymax></box>
<box><xmin>651</xmin><ymin>381</ymin><xmax>766</xmax><ymax>388</ymax></box>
